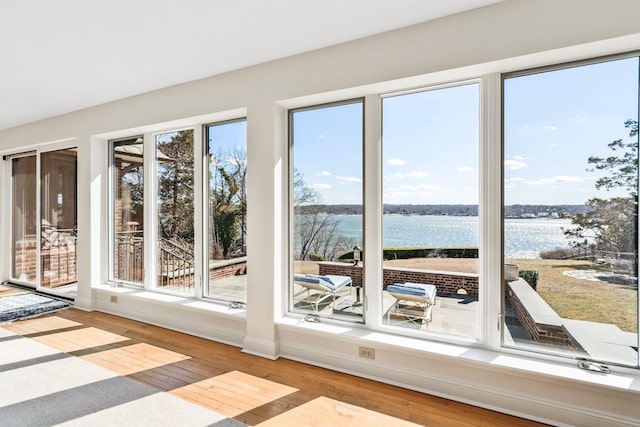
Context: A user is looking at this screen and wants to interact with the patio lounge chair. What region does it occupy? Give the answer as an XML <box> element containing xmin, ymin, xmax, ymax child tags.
<box><xmin>293</xmin><ymin>274</ymin><xmax>353</xmax><ymax>312</ymax></box>
<box><xmin>387</xmin><ymin>282</ymin><xmax>437</xmax><ymax>325</ymax></box>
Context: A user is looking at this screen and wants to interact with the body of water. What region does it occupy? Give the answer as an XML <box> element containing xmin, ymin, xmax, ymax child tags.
<box><xmin>329</xmin><ymin>214</ymin><xmax>575</xmax><ymax>259</ymax></box>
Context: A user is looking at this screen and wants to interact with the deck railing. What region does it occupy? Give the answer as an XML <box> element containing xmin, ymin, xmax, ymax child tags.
<box><xmin>158</xmin><ymin>237</ymin><xmax>195</xmax><ymax>292</ymax></box>
<box><xmin>115</xmin><ymin>230</ymin><xmax>143</xmax><ymax>283</ymax></box>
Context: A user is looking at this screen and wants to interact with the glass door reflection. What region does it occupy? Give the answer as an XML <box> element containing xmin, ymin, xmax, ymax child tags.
<box><xmin>40</xmin><ymin>149</ymin><xmax>78</xmax><ymax>291</ymax></box>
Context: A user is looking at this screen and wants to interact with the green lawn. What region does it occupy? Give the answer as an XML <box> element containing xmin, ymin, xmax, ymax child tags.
<box><xmin>512</xmin><ymin>259</ymin><xmax>638</xmax><ymax>333</ymax></box>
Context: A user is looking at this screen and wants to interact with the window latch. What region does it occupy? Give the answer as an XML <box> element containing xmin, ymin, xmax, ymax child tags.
<box><xmin>577</xmin><ymin>360</ymin><xmax>610</xmax><ymax>374</ymax></box>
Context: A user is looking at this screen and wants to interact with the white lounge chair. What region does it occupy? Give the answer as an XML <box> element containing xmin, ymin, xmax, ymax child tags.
<box><xmin>293</xmin><ymin>274</ymin><xmax>353</xmax><ymax>312</ymax></box>
<box><xmin>386</xmin><ymin>282</ymin><xmax>437</xmax><ymax>326</ymax></box>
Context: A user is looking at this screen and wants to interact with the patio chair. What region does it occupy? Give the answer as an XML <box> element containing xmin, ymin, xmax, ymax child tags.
<box><xmin>293</xmin><ymin>274</ymin><xmax>353</xmax><ymax>312</ymax></box>
<box><xmin>386</xmin><ymin>282</ymin><xmax>437</xmax><ymax>326</ymax></box>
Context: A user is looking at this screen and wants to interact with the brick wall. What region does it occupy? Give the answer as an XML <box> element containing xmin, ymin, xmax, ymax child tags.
<box><xmin>14</xmin><ymin>240</ymin><xmax>38</xmax><ymax>282</ymax></box>
<box><xmin>15</xmin><ymin>239</ymin><xmax>77</xmax><ymax>288</ymax></box>
<box><xmin>208</xmin><ymin>258</ymin><xmax>247</xmax><ymax>281</ymax></box>
<box><xmin>41</xmin><ymin>246</ymin><xmax>77</xmax><ymax>287</ymax></box>
<box><xmin>506</xmin><ymin>280</ymin><xmax>583</xmax><ymax>351</ymax></box>
<box><xmin>318</xmin><ymin>262</ymin><xmax>479</xmax><ymax>299</ymax></box>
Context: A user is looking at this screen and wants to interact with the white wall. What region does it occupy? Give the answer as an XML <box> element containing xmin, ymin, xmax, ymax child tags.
<box><xmin>1</xmin><ymin>1</ymin><xmax>639</xmax><ymax>425</ymax></box>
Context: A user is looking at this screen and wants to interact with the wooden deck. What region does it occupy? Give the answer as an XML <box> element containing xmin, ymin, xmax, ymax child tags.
<box><xmin>2</xmin><ymin>308</ymin><xmax>546</xmax><ymax>426</ymax></box>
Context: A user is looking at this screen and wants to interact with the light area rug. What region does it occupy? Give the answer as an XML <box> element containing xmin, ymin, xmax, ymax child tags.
<box><xmin>0</xmin><ymin>328</ymin><xmax>246</xmax><ymax>426</ymax></box>
<box><xmin>0</xmin><ymin>292</ymin><xmax>70</xmax><ymax>324</ymax></box>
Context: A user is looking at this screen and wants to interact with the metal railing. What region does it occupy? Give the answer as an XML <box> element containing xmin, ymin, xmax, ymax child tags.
<box><xmin>158</xmin><ymin>237</ymin><xmax>195</xmax><ymax>293</ymax></box>
<box><xmin>115</xmin><ymin>230</ymin><xmax>144</xmax><ymax>283</ymax></box>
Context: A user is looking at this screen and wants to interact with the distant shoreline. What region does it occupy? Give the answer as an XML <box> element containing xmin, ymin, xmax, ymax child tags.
<box><xmin>298</xmin><ymin>204</ymin><xmax>588</xmax><ymax>217</ymax></box>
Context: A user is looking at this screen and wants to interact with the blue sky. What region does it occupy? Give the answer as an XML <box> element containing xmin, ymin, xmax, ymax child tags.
<box><xmin>207</xmin><ymin>119</ymin><xmax>247</xmax><ymax>175</ymax></box>
<box><xmin>504</xmin><ymin>56</ymin><xmax>638</xmax><ymax>205</ymax></box>
<box><xmin>292</xmin><ymin>56</ymin><xmax>638</xmax><ymax>206</ymax></box>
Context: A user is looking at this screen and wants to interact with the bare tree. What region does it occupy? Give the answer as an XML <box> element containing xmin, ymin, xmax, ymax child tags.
<box><xmin>293</xmin><ymin>170</ymin><xmax>346</xmax><ymax>261</ymax></box>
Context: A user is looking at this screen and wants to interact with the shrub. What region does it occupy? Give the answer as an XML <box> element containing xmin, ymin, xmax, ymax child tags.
<box><xmin>382</xmin><ymin>247</ymin><xmax>478</xmax><ymax>260</ymax></box>
<box><xmin>539</xmin><ymin>247</ymin><xmax>578</xmax><ymax>259</ymax></box>
<box><xmin>309</xmin><ymin>253</ymin><xmax>325</xmax><ymax>262</ymax></box>
<box><xmin>519</xmin><ymin>270</ymin><xmax>539</xmax><ymax>291</ymax></box>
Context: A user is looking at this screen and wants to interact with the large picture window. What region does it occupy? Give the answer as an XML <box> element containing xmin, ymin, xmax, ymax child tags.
<box><xmin>381</xmin><ymin>83</ymin><xmax>480</xmax><ymax>339</ymax></box>
<box><xmin>111</xmin><ymin>137</ymin><xmax>144</xmax><ymax>285</ymax></box>
<box><xmin>503</xmin><ymin>56</ymin><xmax>639</xmax><ymax>367</ymax></box>
<box><xmin>289</xmin><ymin>100</ymin><xmax>364</xmax><ymax>321</ymax></box>
<box><xmin>206</xmin><ymin>119</ymin><xmax>248</xmax><ymax>302</ymax></box>
<box><xmin>155</xmin><ymin>130</ymin><xmax>195</xmax><ymax>295</ymax></box>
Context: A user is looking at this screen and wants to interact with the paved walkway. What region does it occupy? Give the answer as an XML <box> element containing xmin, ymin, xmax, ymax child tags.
<box><xmin>562</xmin><ymin>269</ymin><xmax>637</xmax><ymax>286</ymax></box>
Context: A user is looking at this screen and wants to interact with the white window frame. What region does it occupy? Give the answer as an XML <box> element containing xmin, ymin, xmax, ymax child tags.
<box><xmin>203</xmin><ymin>117</ymin><xmax>249</xmax><ymax>303</ymax></box>
<box><xmin>103</xmin><ymin>109</ymin><xmax>247</xmax><ymax>304</ymax></box>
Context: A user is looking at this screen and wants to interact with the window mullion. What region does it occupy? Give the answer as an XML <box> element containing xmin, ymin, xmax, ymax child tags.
<box><xmin>143</xmin><ymin>132</ymin><xmax>155</xmax><ymax>290</ymax></box>
<box><xmin>363</xmin><ymin>93</ymin><xmax>383</xmax><ymax>326</ymax></box>
<box><xmin>193</xmin><ymin>125</ymin><xmax>204</xmax><ymax>297</ymax></box>
<box><xmin>481</xmin><ymin>73</ymin><xmax>504</xmax><ymax>351</ymax></box>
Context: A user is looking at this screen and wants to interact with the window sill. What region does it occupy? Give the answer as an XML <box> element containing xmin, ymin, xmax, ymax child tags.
<box><xmin>276</xmin><ymin>315</ymin><xmax>640</xmax><ymax>395</ymax></box>
<box><xmin>92</xmin><ymin>283</ymin><xmax>247</xmax><ymax>319</ymax></box>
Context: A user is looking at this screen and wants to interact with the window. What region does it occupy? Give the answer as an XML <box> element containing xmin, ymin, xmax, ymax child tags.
<box><xmin>289</xmin><ymin>100</ymin><xmax>364</xmax><ymax>321</ymax></box>
<box><xmin>111</xmin><ymin>137</ymin><xmax>144</xmax><ymax>285</ymax></box>
<box><xmin>503</xmin><ymin>56</ymin><xmax>639</xmax><ymax>367</ymax></box>
<box><xmin>108</xmin><ymin>118</ymin><xmax>248</xmax><ymax>303</ymax></box>
<box><xmin>382</xmin><ymin>83</ymin><xmax>480</xmax><ymax>339</ymax></box>
<box><xmin>109</xmin><ymin>130</ymin><xmax>197</xmax><ymax>295</ymax></box>
<box><xmin>206</xmin><ymin>119</ymin><xmax>248</xmax><ymax>302</ymax></box>
<box><xmin>156</xmin><ymin>130</ymin><xmax>195</xmax><ymax>295</ymax></box>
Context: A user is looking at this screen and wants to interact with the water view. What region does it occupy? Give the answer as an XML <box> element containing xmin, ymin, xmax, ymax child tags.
<box><xmin>331</xmin><ymin>214</ymin><xmax>574</xmax><ymax>259</ymax></box>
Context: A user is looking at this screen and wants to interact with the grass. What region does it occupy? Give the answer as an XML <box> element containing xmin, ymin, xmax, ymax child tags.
<box><xmin>296</xmin><ymin>258</ymin><xmax>638</xmax><ymax>333</ymax></box>
<box><xmin>513</xmin><ymin>259</ymin><xmax>637</xmax><ymax>333</ymax></box>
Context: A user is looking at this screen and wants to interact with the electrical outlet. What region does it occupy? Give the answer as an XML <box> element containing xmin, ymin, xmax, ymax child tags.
<box><xmin>110</xmin><ymin>295</ymin><xmax>118</xmax><ymax>304</ymax></box>
<box><xmin>359</xmin><ymin>346</ymin><xmax>375</xmax><ymax>359</ymax></box>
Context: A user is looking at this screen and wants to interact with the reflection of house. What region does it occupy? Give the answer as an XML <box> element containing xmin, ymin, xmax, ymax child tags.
<box><xmin>1</xmin><ymin>2</ymin><xmax>639</xmax><ymax>426</ymax></box>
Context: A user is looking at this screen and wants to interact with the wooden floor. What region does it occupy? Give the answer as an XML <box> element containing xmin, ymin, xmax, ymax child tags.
<box><xmin>2</xmin><ymin>308</ymin><xmax>547</xmax><ymax>426</ymax></box>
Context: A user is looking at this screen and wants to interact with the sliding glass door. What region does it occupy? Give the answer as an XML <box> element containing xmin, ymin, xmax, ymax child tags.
<box><xmin>8</xmin><ymin>148</ymin><xmax>78</xmax><ymax>297</ymax></box>
<box><xmin>40</xmin><ymin>149</ymin><xmax>78</xmax><ymax>291</ymax></box>
<box><xmin>10</xmin><ymin>154</ymin><xmax>37</xmax><ymax>285</ymax></box>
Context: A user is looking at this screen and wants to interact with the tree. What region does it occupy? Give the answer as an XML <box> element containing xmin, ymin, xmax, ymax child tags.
<box><xmin>157</xmin><ymin>130</ymin><xmax>195</xmax><ymax>244</ymax></box>
<box><xmin>565</xmin><ymin>120</ymin><xmax>638</xmax><ymax>257</ymax></box>
<box><xmin>210</xmin><ymin>148</ymin><xmax>247</xmax><ymax>259</ymax></box>
<box><xmin>293</xmin><ymin>170</ymin><xmax>351</xmax><ymax>261</ymax></box>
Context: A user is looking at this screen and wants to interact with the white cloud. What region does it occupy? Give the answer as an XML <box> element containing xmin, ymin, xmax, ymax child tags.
<box><xmin>508</xmin><ymin>177</ymin><xmax>526</xmax><ymax>182</ymax></box>
<box><xmin>405</xmin><ymin>171</ymin><xmax>430</xmax><ymax>178</ymax></box>
<box><xmin>398</xmin><ymin>184</ymin><xmax>437</xmax><ymax>191</ymax></box>
<box><xmin>384</xmin><ymin>170</ymin><xmax>431</xmax><ymax>180</ymax></box>
<box><xmin>504</xmin><ymin>159</ymin><xmax>527</xmax><ymax>170</ymax></box>
<box><xmin>548</xmin><ymin>143</ymin><xmax>559</xmax><ymax>149</ymax></box>
<box><xmin>526</xmin><ymin>176</ymin><xmax>583</xmax><ymax>186</ymax></box>
<box><xmin>541</xmin><ymin>125</ymin><xmax>559</xmax><ymax>131</ymax></box>
<box><xmin>319</xmin><ymin>171</ymin><xmax>332</xmax><ymax>176</ymax></box>
<box><xmin>457</xmin><ymin>166</ymin><xmax>475</xmax><ymax>173</ymax></box>
<box><xmin>513</xmin><ymin>155</ymin><xmax>526</xmax><ymax>160</ymax></box>
<box><xmin>318</xmin><ymin>133</ymin><xmax>326</xmax><ymax>139</ymax></box>
<box><xmin>571</xmin><ymin>114</ymin><xmax>588</xmax><ymax>122</ymax></box>
<box><xmin>387</xmin><ymin>158</ymin><xmax>406</xmax><ymax>166</ymax></box>
<box><xmin>337</xmin><ymin>176</ymin><xmax>362</xmax><ymax>183</ymax></box>
<box><xmin>311</xmin><ymin>183</ymin><xmax>331</xmax><ymax>190</ymax></box>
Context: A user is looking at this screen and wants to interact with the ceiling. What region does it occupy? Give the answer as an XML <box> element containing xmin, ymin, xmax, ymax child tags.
<box><xmin>0</xmin><ymin>0</ymin><xmax>503</xmax><ymax>131</ymax></box>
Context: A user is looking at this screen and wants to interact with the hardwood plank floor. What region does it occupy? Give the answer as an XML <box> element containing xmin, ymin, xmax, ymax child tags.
<box><xmin>2</xmin><ymin>309</ymin><xmax>547</xmax><ymax>426</ymax></box>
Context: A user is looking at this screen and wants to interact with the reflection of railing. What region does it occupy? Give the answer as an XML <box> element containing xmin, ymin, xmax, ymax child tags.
<box><xmin>41</xmin><ymin>226</ymin><xmax>77</xmax><ymax>288</ymax></box>
<box><xmin>115</xmin><ymin>230</ymin><xmax>143</xmax><ymax>283</ymax></box>
<box><xmin>158</xmin><ymin>237</ymin><xmax>195</xmax><ymax>292</ymax></box>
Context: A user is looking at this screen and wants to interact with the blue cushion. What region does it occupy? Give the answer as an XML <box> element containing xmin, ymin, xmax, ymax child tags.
<box><xmin>294</xmin><ymin>274</ymin><xmax>352</xmax><ymax>291</ymax></box>
<box><xmin>387</xmin><ymin>282</ymin><xmax>436</xmax><ymax>297</ymax></box>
